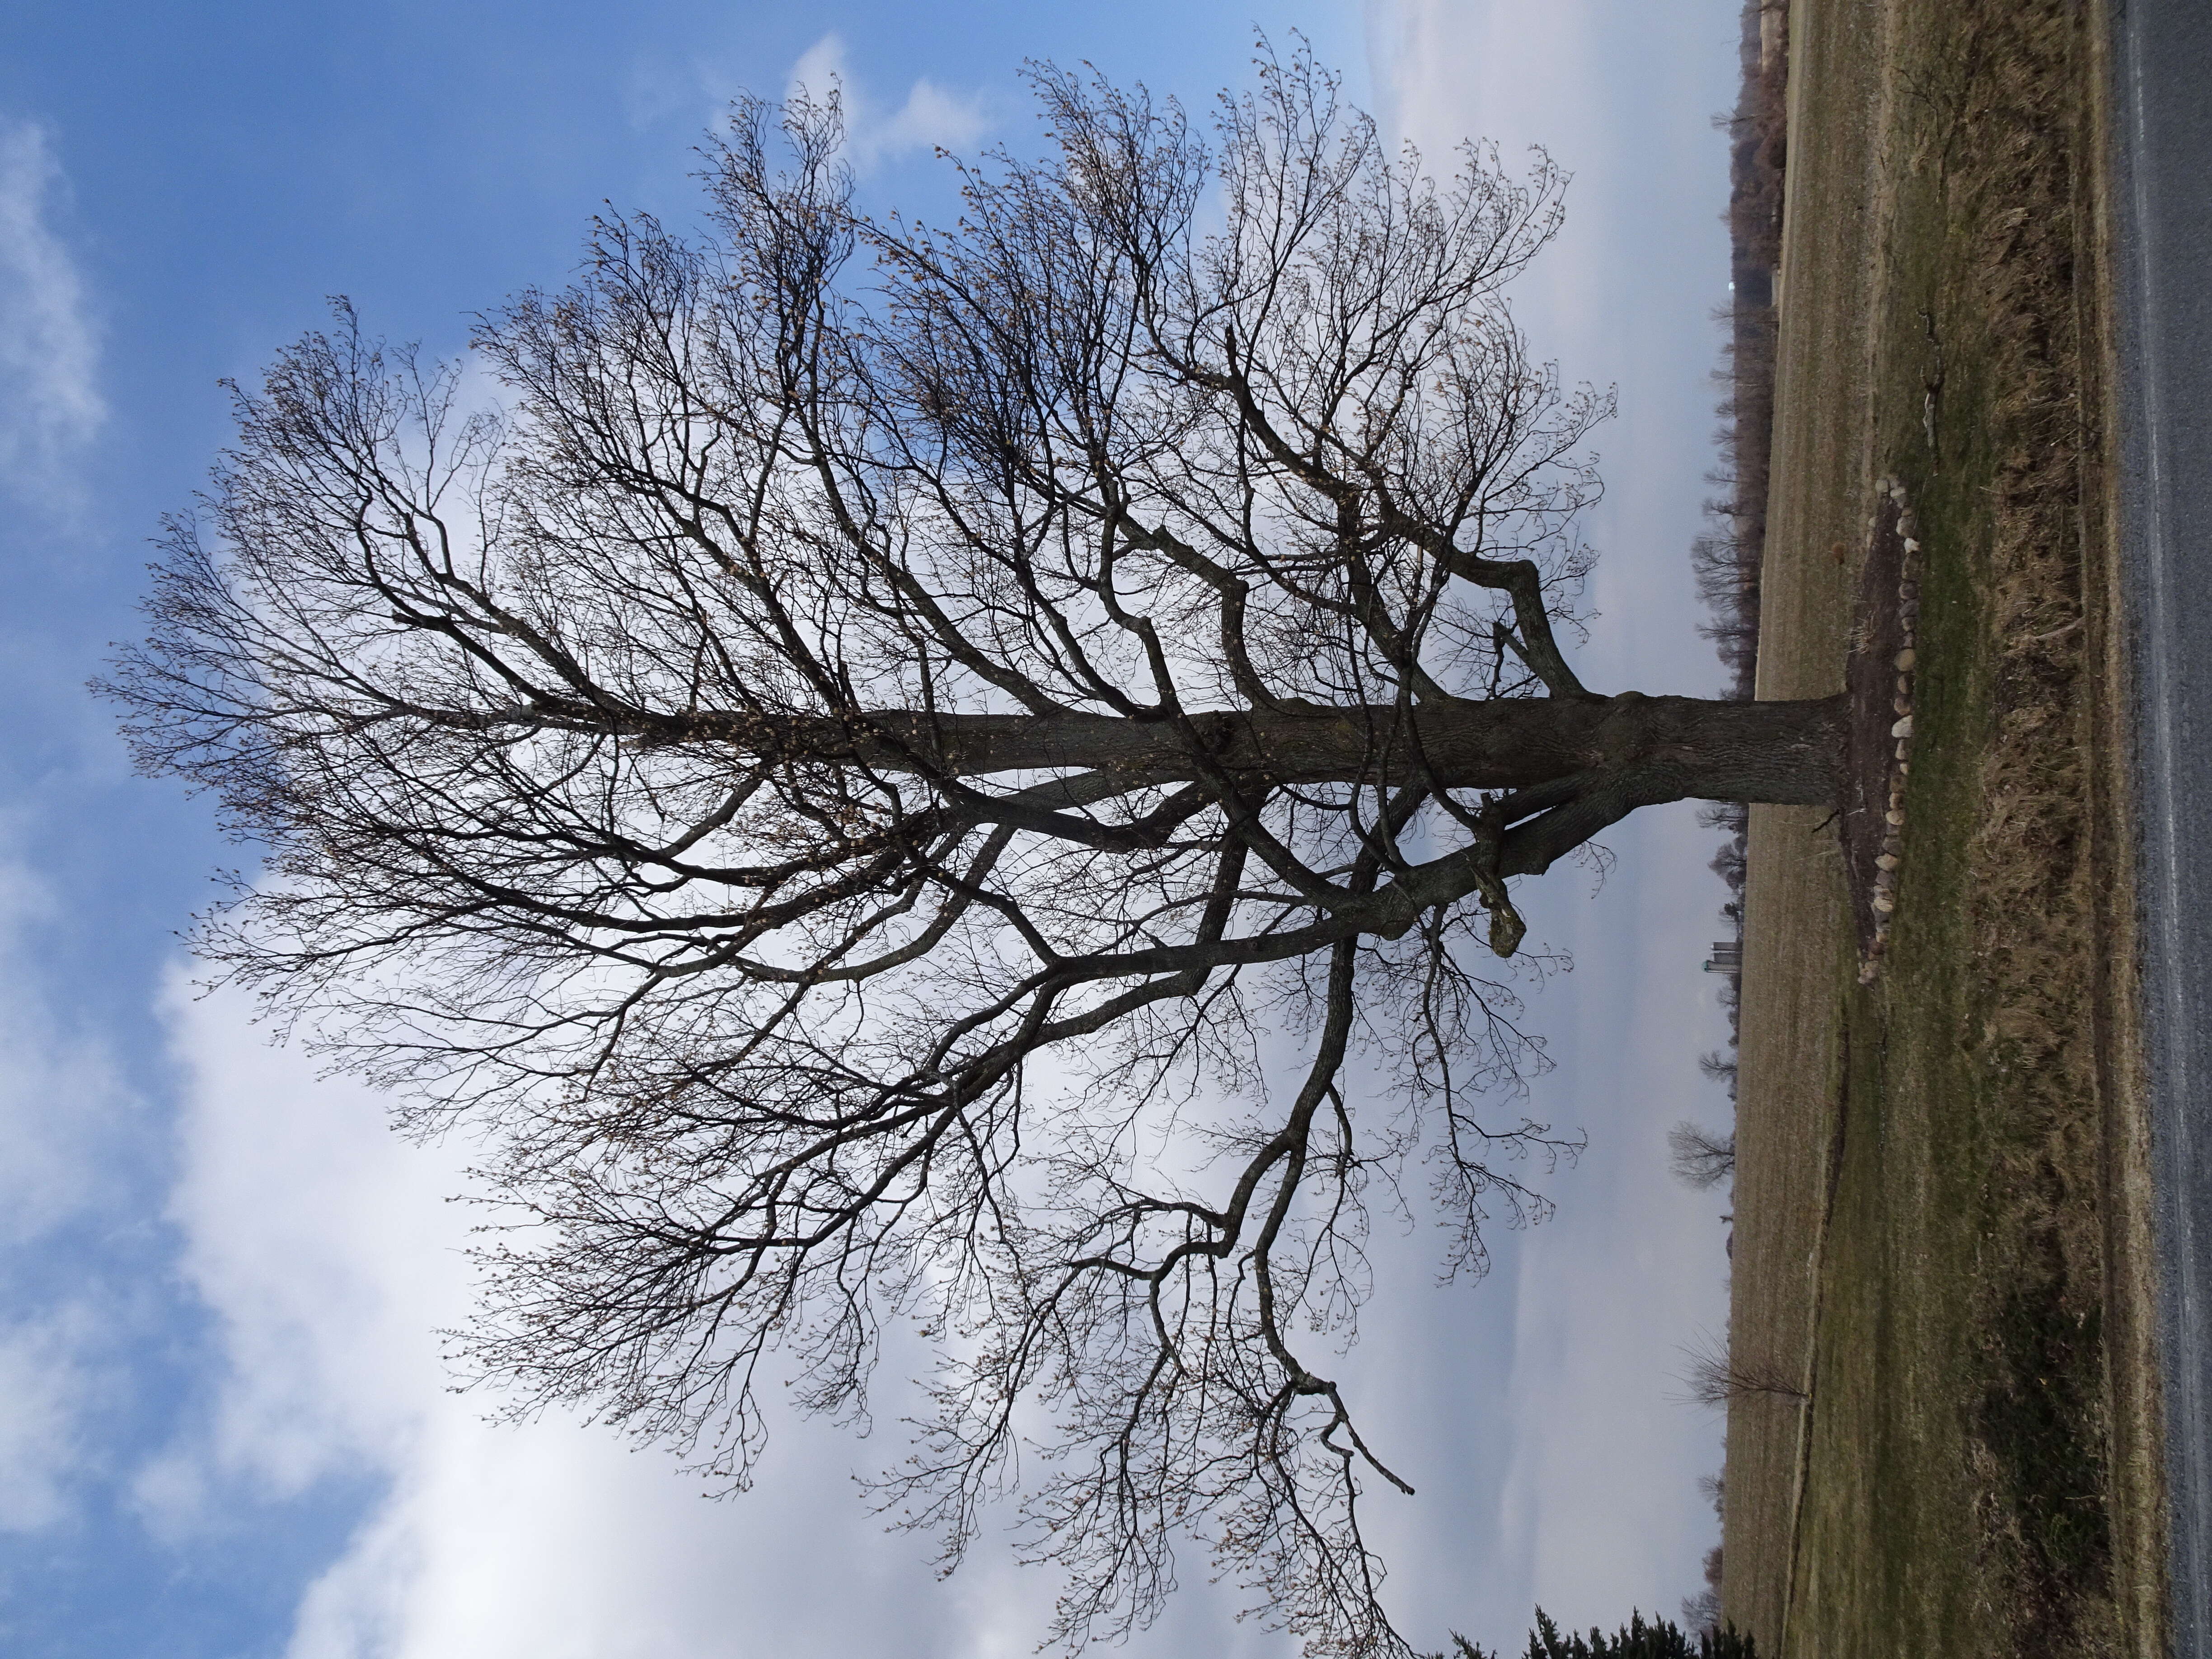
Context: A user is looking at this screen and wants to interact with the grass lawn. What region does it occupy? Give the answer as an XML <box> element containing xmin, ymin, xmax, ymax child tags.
<box><xmin>1721</xmin><ymin>1</ymin><xmax>2164</xmax><ymax>1654</ymax></box>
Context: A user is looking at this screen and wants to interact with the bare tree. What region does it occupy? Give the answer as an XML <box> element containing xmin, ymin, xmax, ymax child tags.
<box><xmin>107</xmin><ymin>50</ymin><xmax>1841</xmax><ymax>1657</ymax></box>
<box><xmin>1676</xmin><ymin>1331</ymin><xmax>1809</xmax><ymax>1410</ymax></box>
<box><xmin>1668</xmin><ymin>1119</ymin><xmax>1737</xmax><ymax>1190</ymax></box>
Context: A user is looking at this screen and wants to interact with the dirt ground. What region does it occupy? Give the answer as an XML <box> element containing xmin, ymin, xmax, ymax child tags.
<box><xmin>1721</xmin><ymin>0</ymin><xmax>2163</xmax><ymax>1654</ymax></box>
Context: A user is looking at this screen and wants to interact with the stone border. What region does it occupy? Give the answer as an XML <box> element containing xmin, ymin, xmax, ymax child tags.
<box><xmin>1857</xmin><ymin>475</ymin><xmax>1922</xmax><ymax>984</ymax></box>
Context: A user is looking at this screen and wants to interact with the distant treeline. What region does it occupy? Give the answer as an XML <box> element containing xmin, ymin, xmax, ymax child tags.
<box><xmin>1679</xmin><ymin>17</ymin><xmax>1788</xmax><ymax>1640</ymax></box>
<box><xmin>1695</xmin><ymin>0</ymin><xmax>1788</xmax><ymax>1103</ymax></box>
<box><xmin>1696</xmin><ymin>0</ymin><xmax>1788</xmax><ymax>704</ymax></box>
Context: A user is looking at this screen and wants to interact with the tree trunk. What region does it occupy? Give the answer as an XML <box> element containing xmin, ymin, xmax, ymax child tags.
<box><xmin>700</xmin><ymin>690</ymin><xmax>1848</xmax><ymax>808</ymax></box>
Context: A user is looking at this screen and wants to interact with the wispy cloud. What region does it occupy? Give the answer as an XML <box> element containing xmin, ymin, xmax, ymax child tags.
<box><xmin>0</xmin><ymin>847</ymin><xmax>138</xmax><ymax>1537</ymax></box>
<box><xmin>623</xmin><ymin>36</ymin><xmax>994</xmax><ymax>178</ymax></box>
<box><xmin>0</xmin><ymin>1307</ymin><xmax>100</xmax><ymax>1532</ymax></box>
<box><xmin>0</xmin><ymin>853</ymin><xmax>133</xmax><ymax>1247</ymax></box>
<box><xmin>787</xmin><ymin>34</ymin><xmax>993</xmax><ymax>172</ymax></box>
<box><xmin>0</xmin><ymin>118</ymin><xmax>103</xmax><ymax>511</ymax></box>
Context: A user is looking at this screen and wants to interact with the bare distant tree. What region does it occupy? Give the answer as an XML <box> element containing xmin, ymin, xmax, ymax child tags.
<box><xmin>107</xmin><ymin>48</ymin><xmax>1841</xmax><ymax>1658</ymax></box>
<box><xmin>1677</xmin><ymin>1331</ymin><xmax>1808</xmax><ymax>1410</ymax></box>
<box><xmin>1668</xmin><ymin>1120</ymin><xmax>1738</xmax><ymax>1190</ymax></box>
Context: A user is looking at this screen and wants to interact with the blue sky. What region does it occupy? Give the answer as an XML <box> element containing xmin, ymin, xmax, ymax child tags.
<box><xmin>0</xmin><ymin>3</ymin><xmax>1743</xmax><ymax>1654</ymax></box>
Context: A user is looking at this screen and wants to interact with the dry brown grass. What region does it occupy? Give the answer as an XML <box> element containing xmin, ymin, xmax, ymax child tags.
<box><xmin>1718</xmin><ymin>0</ymin><xmax>1886</xmax><ymax>1643</ymax></box>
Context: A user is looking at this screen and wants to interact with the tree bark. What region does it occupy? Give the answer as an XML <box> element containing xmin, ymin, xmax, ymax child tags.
<box><xmin>607</xmin><ymin>690</ymin><xmax>1846</xmax><ymax>808</ymax></box>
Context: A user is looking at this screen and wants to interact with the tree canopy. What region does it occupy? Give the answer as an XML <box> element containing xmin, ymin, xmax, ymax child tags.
<box><xmin>108</xmin><ymin>47</ymin><xmax>1835</xmax><ymax>1656</ymax></box>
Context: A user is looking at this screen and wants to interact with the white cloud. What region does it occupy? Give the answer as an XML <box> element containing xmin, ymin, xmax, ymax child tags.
<box><xmin>149</xmin><ymin>982</ymin><xmax>457</xmax><ymax>1520</ymax></box>
<box><xmin>787</xmin><ymin>34</ymin><xmax>993</xmax><ymax>172</ymax></box>
<box><xmin>0</xmin><ymin>852</ymin><xmax>134</xmax><ymax>1247</ymax></box>
<box><xmin>0</xmin><ymin>117</ymin><xmax>103</xmax><ymax>510</ymax></box>
<box><xmin>0</xmin><ymin>1307</ymin><xmax>100</xmax><ymax>1532</ymax></box>
<box><xmin>0</xmin><ymin>846</ymin><xmax>139</xmax><ymax>1537</ymax></box>
<box><xmin>621</xmin><ymin>36</ymin><xmax>992</xmax><ymax>183</ymax></box>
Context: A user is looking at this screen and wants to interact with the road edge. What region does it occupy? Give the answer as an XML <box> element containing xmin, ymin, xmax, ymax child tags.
<box><xmin>2106</xmin><ymin>0</ymin><xmax>2212</xmax><ymax>1650</ymax></box>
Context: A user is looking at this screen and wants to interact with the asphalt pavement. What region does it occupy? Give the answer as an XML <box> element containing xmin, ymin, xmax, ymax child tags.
<box><xmin>2108</xmin><ymin>0</ymin><xmax>2212</xmax><ymax>1649</ymax></box>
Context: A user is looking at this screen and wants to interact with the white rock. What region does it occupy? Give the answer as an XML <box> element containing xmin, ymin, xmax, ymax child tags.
<box><xmin>1892</xmin><ymin>715</ymin><xmax>1914</xmax><ymax>738</ymax></box>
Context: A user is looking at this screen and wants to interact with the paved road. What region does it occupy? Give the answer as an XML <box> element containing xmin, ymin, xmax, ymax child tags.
<box><xmin>2109</xmin><ymin>0</ymin><xmax>2212</xmax><ymax>1649</ymax></box>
